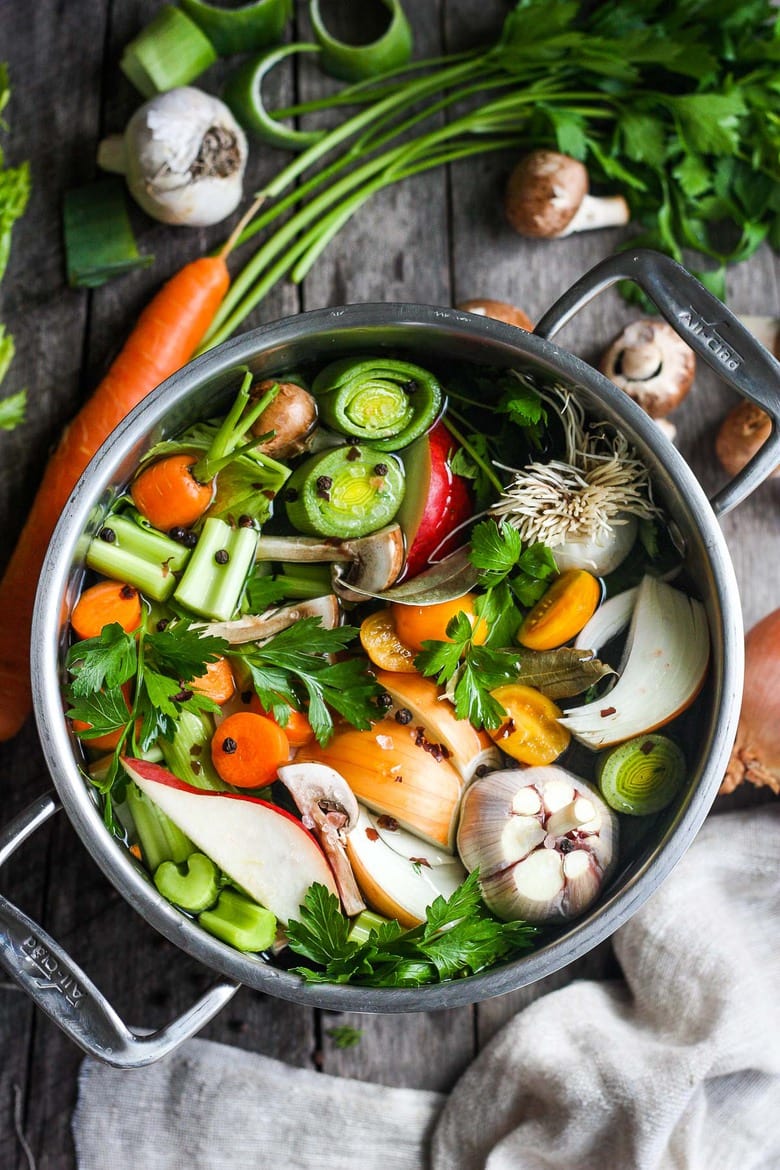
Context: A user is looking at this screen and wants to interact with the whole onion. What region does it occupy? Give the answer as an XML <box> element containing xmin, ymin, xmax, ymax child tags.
<box><xmin>721</xmin><ymin>608</ymin><xmax>780</xmax><ymax>795</ymax></box>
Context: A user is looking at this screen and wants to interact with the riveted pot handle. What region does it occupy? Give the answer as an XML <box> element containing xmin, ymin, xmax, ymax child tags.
<box><xmin>0</xmin><ymin>792</ymin><xmax>239</xmax><ymax>1068</ymax></box>
<box><xmin>534</xmin><ymin>248</ymin><xmax>780</xmax><ymax>516</ymax></box>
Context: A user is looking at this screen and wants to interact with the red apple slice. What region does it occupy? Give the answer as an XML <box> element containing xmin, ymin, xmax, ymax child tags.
<box><xmin>398</xmin><ymin>421</ymin><xmax>473</xmax><ymax>579</ymax></box>
<box><xmin>121</xmin><ymin>758</ymin><xmax>338</xmax><ymax>924</ymax></box>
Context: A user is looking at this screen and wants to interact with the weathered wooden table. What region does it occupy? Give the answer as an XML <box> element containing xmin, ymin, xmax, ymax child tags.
<box><xmin>1</xmin><ymin>2</ymin><xmax>777</xmax><ymax>1166</ymax></box>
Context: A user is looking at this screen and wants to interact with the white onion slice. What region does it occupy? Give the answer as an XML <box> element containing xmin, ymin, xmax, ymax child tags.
<box><xmin>574</xmin><ymin>587</ymin><xmax>638</xmax><ymax>655</ymax></box>
<box><xmin>559</xmin><ymin>576</ymin><xmax>709</xmax><ymax>748</ymax></box>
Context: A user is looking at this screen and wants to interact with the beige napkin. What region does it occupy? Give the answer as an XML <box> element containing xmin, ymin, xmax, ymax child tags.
<box><xmin>73</xmin><ymin>807</ymin><xmax>780</xmax><ymax>1170</ymax></box>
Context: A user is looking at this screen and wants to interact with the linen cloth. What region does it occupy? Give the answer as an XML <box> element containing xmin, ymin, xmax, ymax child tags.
<box><xmin>72</xmin><ymin>807</ymin><xmax>780</xmax><ymax>1170</ymax></box>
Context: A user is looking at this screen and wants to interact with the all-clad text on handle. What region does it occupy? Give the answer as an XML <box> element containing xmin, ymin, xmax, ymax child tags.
<box><xmin>0</xmin><ymin>792</ymin><xmax>239</xmax><ymax>1067</ymax></box>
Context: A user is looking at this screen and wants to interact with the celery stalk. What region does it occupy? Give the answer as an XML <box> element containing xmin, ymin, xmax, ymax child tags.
<box><xmin>174</xmin><ymin>518</ymin><xmax>258</xmax><ymax>620</ymax></box>
<box><xmin>159</xmin><ymin>709</ymin><xmax>225</xmax><ymax>792</ymax></box>
<box><xmin>86</xmin><ymin>515</ymin><xmax>190</xmax><ymax>601</ymax></box>
<box><xmin>126</xmin><ymin>783</ymin><xmax>193</xmax><ymax>872</ymax></box>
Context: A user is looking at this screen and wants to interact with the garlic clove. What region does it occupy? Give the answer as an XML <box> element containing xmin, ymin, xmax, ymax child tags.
<box><xmin>482</xmin><ymin>849</ymin><xmax>565</xmax><ymax>922</ymax></box>
<box><xmin>511</xmin><ymin>786</ymin><xmax>542</xmax><ymax>816</ymax></box>
<box><xmin>545</xmin><ymin>796</ymin><xmax>595</xmax><ymax>839</ymax></box>
<box><xmin>501</xmin><ymin>817</ymin><xmax>547</xmax><ymax>865</ymax></box>
<box><xmin>540</xmin><ymin>777</ymin><xmax>575</xmax><ymax>813</ymax></box>
<box><xmin>114</xmin><ymin>87</ymin><xmax>248</xmax><ymax>228</ymax></box>
<box><xmin>561</xmin><ymin>849</ymin><xmax>602</xmax><ymax>917</ymax></box>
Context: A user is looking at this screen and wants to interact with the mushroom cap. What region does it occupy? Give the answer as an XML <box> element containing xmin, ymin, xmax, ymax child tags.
<box><xmin>457</xmin><ymin>298</ymin><xmax>533</xmax><ymax>331</ymax></box>
<box><xmin>715</xmin><ymin>399</ymin><xmax>780</xmax><ymax>479</ymax></box>
<box><xmin>599</xmin><ymin>319</ymin><xmax>695</xmax><ymax>418</ymax></box>
<box><xmin>505</xmin><ymin>150</ymin><xmax>589</xmax><ymax>239</ymax></box>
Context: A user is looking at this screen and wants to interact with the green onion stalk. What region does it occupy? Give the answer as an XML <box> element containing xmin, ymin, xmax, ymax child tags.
<box><xmin>199</xmin><ymin>0</ymin><xmax>780</xmax><ymax>339</ymax></box>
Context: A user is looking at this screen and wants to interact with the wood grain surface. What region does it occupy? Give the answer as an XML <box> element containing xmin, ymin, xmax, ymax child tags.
<box><xmin>0</xmin><ymin>3</ymin><xmax>777</xmax><ymax>1167</ymax></box>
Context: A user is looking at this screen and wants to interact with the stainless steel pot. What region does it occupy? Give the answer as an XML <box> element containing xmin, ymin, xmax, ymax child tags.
<box><xmin>2</xmin><ymin>250</ymin><xmax>779</xmax><ymax>1067</ymax></box>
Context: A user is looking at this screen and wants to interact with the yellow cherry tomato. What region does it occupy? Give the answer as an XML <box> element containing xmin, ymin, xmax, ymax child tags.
<box><xmin>488</xmin><ymin>684</ymin><xmax>570</xmax><ymax>765</ymax></box>
<box><xmin>517</xmin><ymin>569</ymin><xmax>601</xmax><ymax>650</ymax></box>
<box><xmin>391</xmin><ymin>593</ymin><xmax>488</xmax><ymax>654</ymax></box>
<box><xmin>360</xmin><ymin>609</ymin><xmax>418</xmax><ymax>673</ymax></box>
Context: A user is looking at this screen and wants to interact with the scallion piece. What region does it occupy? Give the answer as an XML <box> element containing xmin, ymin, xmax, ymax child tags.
<box><xmin>597</xmin><ymin>734</ymin><xmax>686</xmax><ymax>816</ymax></box>
<box><xmin>63</xmin><ymin>179</ymin><xmax>153</xmax><ymax>289</ymax></box>
<box><xmin>225</xmin><ymin>44</ymin><xmax>324</xmax><ymax>150</ymax></box>
<box><xmin>120</xmin><ymin>6</ymin><xmax>217</xmax><ymax>99</ymax></box>
<box><xmin>85</xmin><ymin>514</ymin><xmax>189</xmax><ymax>602</ymax></box>
<box><xmin>309</xmin><ymin>0</ymin><xmax>412</xmax><ymax>83</ymax></box>
<box><xmin>180</xmin><ymin>0</ymin><xmax>291</xmax><ymax>56</ymax></box>
<box><xmin>174</xmin><ymin>518</ymin><xmax>259</xmax><ymax>620</ymax></box>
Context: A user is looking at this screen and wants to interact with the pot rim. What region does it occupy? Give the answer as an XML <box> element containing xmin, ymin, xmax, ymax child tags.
<box><xmin>31</xmin><ymin>302</ymin><xmax>743</xmax><ymax>1010</ymax></box>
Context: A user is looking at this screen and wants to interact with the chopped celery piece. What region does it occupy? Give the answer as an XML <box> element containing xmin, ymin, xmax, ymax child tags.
<box><xmin>63</xmin><ymin>179</ymin><xmax>153</xmax><ymax>288</ymax></box>
<box><xmin>154</xmin><ymin>852</ymin><xmax>220</xmax><ymax>912</ymax></box>
<box><xmin>159</xmin><ymin>709</ymin><xmax>225</xmax><ymax>791</ymax></box>
<box><xmin>126</xmin><ymin>782</ymin><xmax>193</xmax><ymax>872</ymax></box>
<box><xmin>86</xmin><ymin>514</ymin><xmax>190</xmax><ymax>601</ymax></box>
<box><xmin>174</xmin><ymin>518</ymin><xmax>258</xmax><ymax>620</ymax></box>
<box><xmin>198</xmin><ymin>888</ymin><xmax>276</xmax><ymax>951</ymax></box>
<box><xmin>347</xmin><ymin>909</ymin><xmax>390</xmax><ymax>944</ymax></box>
<box><xmin>120</xmin><ymin>6</ymin><xmax>217</xmax><ymax>99</ymax></box>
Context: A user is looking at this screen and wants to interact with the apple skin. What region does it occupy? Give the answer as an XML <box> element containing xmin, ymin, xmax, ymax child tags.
<box><xmin>121</xmin><ymin>758</ymin><xmax>338</xmax><ymax>924</ymax></box>
<box><xmin>398</xmin><ymin>421</ymin><xmax>473</xmax><ymax>579</ymax></box>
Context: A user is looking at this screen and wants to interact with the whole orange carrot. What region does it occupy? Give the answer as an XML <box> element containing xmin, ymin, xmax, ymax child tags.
<box><xmin>0</xmin><ymin>255</ymin><xmax>229</xmax><ymax>741</ymax></box>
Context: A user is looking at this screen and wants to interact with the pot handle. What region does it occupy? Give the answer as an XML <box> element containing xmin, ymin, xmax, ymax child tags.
<box><xmin>534</xmin><ymin>248</ymin><xmax>780</xmax><ymax>516</ymax></box>
<box><xmin>0</xmin><ymin>792</ymin><xmax>240</xmax><ymax>1068</ymax></box>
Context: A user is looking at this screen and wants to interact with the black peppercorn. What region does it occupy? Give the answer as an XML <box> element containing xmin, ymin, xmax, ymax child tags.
<box><xmin>376</xmin><ymin>692</ymin><xmax>393</xmax><ymax>710</ymax></box>
<box><xmin>99</xmin><ymin>526</ymin><xmax>116</xmax><ymax>543</ymax></box>
<box><xmin>395</xmin><ymin>707</ymin><xmax>413</xmax><ymax>725</ymax></box>
<box><xmin>373</xmin><ymin>463</ymin><xmax>388</xmax><ymax>476</ymax></box>
<box><xmin>316</xmin><ymin>475</ymin><xmax>333</xmax><ymax>493</ymax></box>
<box><xmin>156</xmin><ymin>618</ymin><xmax>169</xmax><ymax>633</ymax></box>
<box><xmin>169</xmin><ymin>526</ymin><xmax>187</xmax><ymax>542</ymax></box>
<box><xmin>221</xmin><ymin>737</ymin><xmax>238</xmax><ymax>754</ymax></box>
<box><xmin>183</xmin><ymin>530</ymin><xmax>198</xmax><ymax>548</ymax></box>
<box><xmin>215</xmin><ymin>549</ymin><xmax>230</xmax><ymax>565</ymax></box>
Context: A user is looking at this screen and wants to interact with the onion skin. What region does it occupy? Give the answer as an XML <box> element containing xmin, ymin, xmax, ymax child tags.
<box><xmin>721</xmin><ymin>609</ymin><xmax>780</xmax><ymax>795</ymax></box>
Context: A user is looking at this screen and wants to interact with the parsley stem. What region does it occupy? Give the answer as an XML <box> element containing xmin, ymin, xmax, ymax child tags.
<box><xmin>441</xmin><ymin>415</ymin><xmax>504</xmax><ymax>497</ymax></box>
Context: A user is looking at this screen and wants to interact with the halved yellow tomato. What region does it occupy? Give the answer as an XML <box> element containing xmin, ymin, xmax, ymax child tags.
<box><xmin>488</xmin><ymin>684</ymin><xmax>570</xmax><ymax>765</ymax></box>
<box><xmin>517</xmin><ymin>570</ymin><xmax>600</xmax><ymax>650</ymax></box>
<box><xmin>391</xmin><ymin>593</ymin><xmax>488</xmax><ymax>654</ymax></box>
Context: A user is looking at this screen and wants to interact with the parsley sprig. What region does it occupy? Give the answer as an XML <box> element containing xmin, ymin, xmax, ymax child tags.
<box><xmin>234</xmin><ymin>617</ymin><xmax>381</xmax><ymax>746</ymax></box>
<box><xmin>416</xmin><ymin>522</ymin><xmax>557</xmax><ymax>729</ymax></box>
<box><xmin>287</xmin><ymin>872</ymin><xmax>538</xmax><ymax>988</ymax></box>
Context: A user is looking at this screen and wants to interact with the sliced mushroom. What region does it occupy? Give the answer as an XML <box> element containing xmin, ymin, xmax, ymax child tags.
<box><xmin>200</xmin><ymin>595</ymin><xmax>340</xmax><ymax>644</ymax></box>
<box><xmin>599</xmin><ymin>319</ymin><xmax>695</xmax><ymax>418</ymax></box>
<box><xmin>277</xmin><ymin>762</ymin><xmax>365</xmax><ymax>917</ymax></box>
<box><xmin>254</xmin><ymin>523</ymin><xmax>405</xmax><ymax>603</ymax></box>
<box><xmin>505</xmin><ymin>150</ymin><xmax>630</xmax><ymax>239</ymax></box>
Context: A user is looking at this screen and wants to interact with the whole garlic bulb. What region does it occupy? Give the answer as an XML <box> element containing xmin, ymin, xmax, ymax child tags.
<box><xmin>457</xmin><ymin>765</ymin><xmax>618</xmax><ymax>923</ymax></box>
<box><xmin>100</xmin><ymin>87</ymin><xmax>247</xmax><ymax>227</ymax></box>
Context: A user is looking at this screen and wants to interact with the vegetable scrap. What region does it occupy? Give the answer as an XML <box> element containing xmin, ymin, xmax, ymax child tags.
<box><xmin>58</xmin><ymin>355</ymin><xmax>706</xmax><ymax>987</ymax></box>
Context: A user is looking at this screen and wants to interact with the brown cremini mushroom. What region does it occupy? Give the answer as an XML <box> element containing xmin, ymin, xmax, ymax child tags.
<box><xmin>716</xmin><ymin>400</ymin><xmax>780</xmax><ymax>480</ymax></box>
<box><xmin>599</xmin><ymin>319</ymin><xmax>695</xmax><ymax>418</ymax></box>
<box><xmin>457</xmin><ymin>298</ymin><xmax>533</xmax><ymax>331</ymax></box>
<box><xmin>250</xmin><ymin>379</ymin><xmax>318</xmax><ymax>459</ymax></box>
<box><xmin>505</xmin><ymin>150</ymin><xmax>630</xmax><ymax>239</ymax></box>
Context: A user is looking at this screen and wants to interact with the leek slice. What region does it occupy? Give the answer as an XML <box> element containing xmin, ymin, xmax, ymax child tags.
<box><xmin>180</xmin><ymin>0</ymin><xmax>291</xmax><ymax>56</ymax></box>
<box><xmin>225</xmin><ymin>44</ymin><xmax>324</xmax><ymax>150</ymax></box>
<box><xmin>120</xmin><ymin>7</ymin><xmax>217</xmax><ymax>98</ymax></box>
<box><xmin>559</xmin><ymin>576</ymin><xmax>709</xmax><ymax>749</ymax></box>
<box><xmin>312</xmin><ymin>357</ymin><xmax>442</xmax><ymax>450</ymax></box>
<box><xmin>597</xmin><ymin>734</ymin><xmax>686</xmax><ymax>816</ymax></box>
<box><xmin>309</xmin><ymin>0</ymin><xmax>412</xmax><ymax>82</ymax></box>
<box><xmin>63</xmin><ymin>179</ymin><xmax>153</xmax><ymax>288</ymax></box>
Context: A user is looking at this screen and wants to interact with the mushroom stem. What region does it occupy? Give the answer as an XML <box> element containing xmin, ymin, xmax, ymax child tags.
<box><xmin>557</xmin><ymin>193</ymin><xmax>630</xmax><ymax>236</ymax></box>
<box><xmin>255</xmin><ymin>535</ymin><xmax>352</xmax><ymax>563</ymax></box>
<box><xmin>200</xmin><ymin>596</ymin><xmax>340</xmax><ymax>644</ymax></box>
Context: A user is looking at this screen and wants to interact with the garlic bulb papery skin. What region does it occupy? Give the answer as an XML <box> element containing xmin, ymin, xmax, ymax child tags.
<box><xmin>457</xmin><ymin>766</ymin><xmax>618</xmax><ymax>924</ymax></box>
<box><xmin>115</xmin><ymin>87</ymin><xmax>247</xmax><ymax>227</ymax></box>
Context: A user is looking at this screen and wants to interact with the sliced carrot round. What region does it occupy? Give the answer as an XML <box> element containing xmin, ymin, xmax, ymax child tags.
<box><xmin>210</xmin><ymin>711</ymin><xmax>289</xmax><ymax>788</ymax></box>
<box><xmin>192</xmin><ymin>656</ymin><xmax>236</xmax><ymax>705</ymax></box>
<box><xmin>488</xmin><ymin>684</ymin><xmax>570</xmax><ymax>765</ymax></box>
<box><xmin>131</xmin><ymin>454</ymin><xmax>214</xmax><ymax>532</ymax></box>
<box><xmin>71</xmin><ymin>580</ymin><xmax>142</xmax><ymax>640</ymax></box>
<box><xmin>517</xmin><ymin>570</ymin><xmax>601</xmax><ymax>651</ymax></box>
<box><xmin>360</xmin><ymin>609</ymin><xmax>417</xmax><ymax>673</ymax></box>
<box><xmin>249</xmin><ymin>694</ymin><xmax>315</xmax><ymax>748</ymax></box>
<box><xmin>391</xmin><ymin>593</ymin><xmax>488</xmax><ymax>654</ymax></box>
